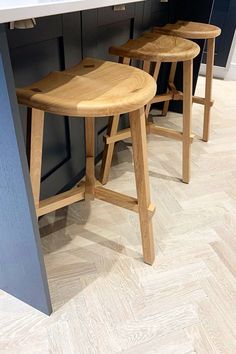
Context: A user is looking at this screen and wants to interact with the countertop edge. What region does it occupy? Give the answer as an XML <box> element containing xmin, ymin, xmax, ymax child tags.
<box><xmin>0</xmin><ymin>0</ymin><xmax>144</xmax><ymax>24</ymax></box>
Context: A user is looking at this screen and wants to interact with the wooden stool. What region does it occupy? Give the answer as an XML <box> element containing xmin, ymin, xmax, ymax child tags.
<box><xmin>153</xmin><ymin>21</ymin><xmax>221</xmax><ymax>142</ymax></box>
<box><xmin>17</xmin><ymin>57</ymin><xmax>157</xmax><ymax>265</ymax></box>
<box><xmin>100</xmin><ymin>32</ymin><xmax>200</xmax><ymax>185</ymax></box>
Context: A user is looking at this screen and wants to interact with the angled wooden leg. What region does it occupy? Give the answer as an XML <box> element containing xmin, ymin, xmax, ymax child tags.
<box><xmin>182</xmin><ymin>60</ymin><xmax>193</xmax><ymax>184</ymax></box>
<box><xmin>85</xmin><ymin>117</ymin><xmax>96</xmax><ymax>199</ymax></box>
<box><xmin>145</xmin><ymin>61</ymin><xmax>161</xmax><ymax>120</ymax></box>
<box><xmin>143</xmin><ymin>60</ymin><xmax>151</xmax><ymax>73</ymax></box>
<box><xmin>129</xmin><ymin>108</ymin><xmax>155</xmax><ymax>265</ymax></box>
<box><xmin>162</xmin><ymin>62</ymin><xmax>177</xmax><ymax>116</ymax></box>
<box><xmin>119</xmin><ymin>56</ymin><xmax>131</xmax><ymax>65</ymax></box>
<box><xmin>100</xmin><ymin>115</ymin><xmax>120</xmax><ymax>185</ymax></box>
<box><xmin>30</xmin><ymin>108</ymin><xmax>45</xmax><ymax>210</ymax></box>
<box><xmin>100</xmin><ymin>55</ymin><xmax>130</xmax><ymax>185</ymax></box>
<box><xmin>203</xmin><ymin>38</ymin><xmax>215</xmax><ymax>142</ymax></box>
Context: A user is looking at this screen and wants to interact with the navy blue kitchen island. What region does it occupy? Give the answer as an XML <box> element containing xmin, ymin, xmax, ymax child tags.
<box><xmin>0</xmin><ymin>0</ymin><xmax>215</xmax><ymax>314</ymax></box>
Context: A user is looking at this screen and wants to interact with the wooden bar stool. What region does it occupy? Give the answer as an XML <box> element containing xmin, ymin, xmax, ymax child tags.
<box><xmin>17</xmin><ymin>57</ymin><xmax>157</xmax><ymax>265</ymax></box>
<box><xmin>100</xmin><ymin>32</ymin><xmax>200</xmax><ymax>185</ymax></box>
<box><xmin>153</xmin><ymin>21</ymin><xmax>221</xmax><ymax>142</ymax></box>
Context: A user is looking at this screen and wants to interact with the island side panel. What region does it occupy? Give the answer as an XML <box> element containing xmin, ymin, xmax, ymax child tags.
<box><xmin>0</xmin><ymin>24</ymin><xmax>52</xmax><ymax>315</ymax></box>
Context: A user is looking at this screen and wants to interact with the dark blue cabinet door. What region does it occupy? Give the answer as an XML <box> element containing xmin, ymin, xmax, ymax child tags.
<box><xmin>209</xmin><ymin>0</ymin><xmax>236</xmax><ymax>67</ymax></box>
<box><xmin>6</xmin><ymin>14</ymin><xmax>84</xmax><ymax>200</ymax></box>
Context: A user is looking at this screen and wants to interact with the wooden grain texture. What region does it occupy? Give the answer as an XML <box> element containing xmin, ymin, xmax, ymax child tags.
<box><xmin>145</xmin><ymin>61</ymin><xmax>161</xmax><ymax>119</ymax></box>
<box><xmin>18</xmin><ymin>55</ymin><xmax>157</xmax><ymax>269</ymax></box>
<box><xmin>129</xmin><ymin>108</ymin><xmax>155</xmax><ymax>265</ymax></box>
<box><xmin>203</xmin><ymin>38</ymin><xmax>215</xmax><ymax>142</ymax></box>
<box><xmin>148</xmin><ymin>123</ymin><xmax>194</xmax><ymax>142</ymax></box>
<box><xmin>154</xmin><ymin>21</ymin><xmax>221</xmax><ymax>39</ymax></box>
<box><xmin>99</xmin><ymin>55</ymin><xmax>132</xmax><ymax>185</ymax></box>
<box><xmin>154</xmin><ymin>21</ymin><xmax>220</xmax><ymax>142</ymax></box>
<box><xmin>0</xmin><ymin>77</ymin><xmax>236</xmax><ymax>353</ymax></box>
<box><xmin>100</xmin><ymin>115</ymin><xmax>120</xmax><ymax>185</ymax></box>
<box><xmin>102</xmin><ymin>32</ymin><xmax>196</xmax><ymax>184</ymax></box>
<box><xmin>85</xmin><ymin>117</ymin><xmax>95</xmax><ymax>199</ymax></box>
<box><xmin>30</xmin><ymin>108</ymin><xmax>44</xmax><ymax>209</ymax></box>
<box><xmin>110</xmin><ymin>32</ymin><xmax>200</xmax><ymax>63</ymax></box>
<box><xmin>16</xmin><ymin>57</ymin><xmax>156</xmax><ymax>117</ymax></box>
<box><xmin>182</xmin><ymin>60</ymin><xmax>193</xmax><ymax>184</ymax></box>
<box><xmin>162</xmin><ymin>62</ymin><xmax>177</xmax><ymax>116</ymax></box>
<box><xmin>37</xmin><ymin>185</ymin><xmax>85</xmax><ymax>217</ymax></box>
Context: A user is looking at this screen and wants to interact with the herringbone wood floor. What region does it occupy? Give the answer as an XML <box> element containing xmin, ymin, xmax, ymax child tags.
<box><xmin>1</xmin><ymin>77</ymin><xmax>236</xmax><ymax>353</ymax></box>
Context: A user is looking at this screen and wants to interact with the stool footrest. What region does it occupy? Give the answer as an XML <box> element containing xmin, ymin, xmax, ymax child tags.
<box><xmin>37</xmin><ymin>183</ymin><xmax>85</xmax><ymax>217</ymax></box>
<box><xmin>147</xmin><ymin>123</ymin><xmax>194</xmax><ymax>142</ymax></box>
<box><xmin>36</xmin><ymin>180</ymin><xmax>155</xmax><ymax>218</ymax></box>
<box><xmin>168</xmin><ymin>83</ymin><xmax>183</xmax><ymax>100</ymax></box>
<box><xmin>104</xmin><ymin>128</ymin><xmax>131</xmax><ymax>144</ymax></box>
<box><xmin>151</xmin><ymin>93</ymin><xmax>173</xmax><ymax>104</ymax></box>
<box><xmin>151</xmin><ymin>90</ymin><xmax>182</xmax><ymax>105</ymax></box>
<box><xmin>193</xmin><ymin>95</ymin><xmax>214</xmax><ymax>106</ymax></box>
<box><xmin>104</xmin><ymin>123</ymin><xmax>194</xmax><ymax>146</ymax></box>
<box><xmin>95</xmin><ymin>185</ymin><xmax>155</xmax><ymax>217</ymax></box>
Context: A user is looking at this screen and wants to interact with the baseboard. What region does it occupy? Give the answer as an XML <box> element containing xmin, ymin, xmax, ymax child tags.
<box><xmin>200</xmin><ymin>63</ymin><xmax>226</xmax><ymax>79</ymax></box>
<box><xmin>225</xmin><ymin>63</ymin><xmax>236</xmax><ymax>81</ymax></box>
<box><xmin>200</xmin><ymin>62</ymin><xmax>236</xmax><ymax>81</ymax></box>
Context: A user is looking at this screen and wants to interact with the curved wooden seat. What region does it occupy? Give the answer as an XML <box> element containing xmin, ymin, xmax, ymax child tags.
<box><xmin>17</xmin><ymin>56</ymin><xmax>157</xmax><ymax>266</ymax></box>
<box><xmin>109</xmin><ymin>32</ymin><xmax>200</xmax><ymax>63</ymax></box>
<box><xmin>103</xmin><ymin>32</ymin><xmax>200</xmax><ymax>185</ymax></box>
<box><xmin>153</xmin><ymin>21</ymin><xmax>221</xmax><ymax>39</ymax></box>
<box><xmin>154</xmin><ymin>21</ymin><xmax>221</xmax><ymax>142</ymax></box>
<box><xmin>17</xmin><ymin>57</ymin><xmax>156</xmax><ymax>117</ymax></box>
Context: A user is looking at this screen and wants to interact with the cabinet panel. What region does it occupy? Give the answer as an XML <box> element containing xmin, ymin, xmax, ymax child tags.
<box><xmin>7</xmin><ymin>14</ymin><xmax>83</xmax><ymax>199</ymax></box>
<box><xmin>208</xmin><ymin>0</ymin><xmax>236</xmax><ymax>67</ymax></box>
<box><xmin>97</xmin><ymin>4</ymin><xmax>135</xmax><ymax>26</ymax></box>
<box><xmin>6</xmin><ymin>16</ymin><xmax>63</xmax><ymax>48</ymax></box>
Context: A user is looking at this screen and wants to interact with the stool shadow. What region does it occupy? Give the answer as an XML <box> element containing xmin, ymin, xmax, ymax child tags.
<box><xmin>97</xmin><ymin>141</ymin><xmax>133</xmax><ymax>182</ymax></box>
<box><xmin>149</xmin><ymin>170</ymin><xmax>182</xmax><ymax>183</ymax></box>
<box><xmin>101</xmin><ymin>138</ymin><xmax>182</xmax><ymax>184</ymax></box>
<box><xmin>39</xmin><ymin>197</ymin><xmax>141</xmax><ymax>312</ymax></box>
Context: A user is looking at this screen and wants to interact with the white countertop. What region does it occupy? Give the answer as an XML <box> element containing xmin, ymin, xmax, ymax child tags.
<box><xmin>0</xmin><ymin>0</ymin><xmax>144</xmax><ymax>24</ymax></box>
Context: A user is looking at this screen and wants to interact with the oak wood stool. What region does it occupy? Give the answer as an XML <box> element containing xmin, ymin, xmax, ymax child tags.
<box><xmin>153</xmin><ymin>21</ymin><xmax>221</xmax><ymax>142</ymax></box>
<box><xmin>100</xmin><ymin>32</ymin><xmax>200</xmax><ymax>185</ymax></box>
<box><xmin>17</xmin><ymin>57</ymin><xmax>157</xmax><ymax>265</ymax></box>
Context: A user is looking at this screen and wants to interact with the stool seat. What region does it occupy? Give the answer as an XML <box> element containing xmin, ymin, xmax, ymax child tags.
<box><xmin>109</xmin><ymin>32</ymin><xmax>200</xmax><ymax>63</ymax></box>
<box><xmin>154</xmin><ymin>21</ymin><xmax>221</xmax><ymax>39</ymax></box>
<box><xmin>17</xmin><ymin>57</ymin><xmax>157</xmax><ymax>265</ymax></box>
<box><xmin>17</xmin><ymin>57</ymin><xmax>156</xmax><ymax>117</ymax></box>
<box><xmin>154</xmin><ymin>21</ymin><xmax>221</xmax><ymax>142</ymax></box>
<box><xmin>105</xmin><ymin>31</ymin><xmax>201</xmax><ymax>185</ymax></box>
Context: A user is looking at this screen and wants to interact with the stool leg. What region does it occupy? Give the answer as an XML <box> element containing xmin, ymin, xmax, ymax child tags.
<box><xmin>182</xmin><ymin>60</ymin><xmax>193</xmax><ymax>184</ymax></box>
<box><xmin>130</xmin><ymin>108</ymin><xmax>155</xmax><ymax>265</ymax></box>
<box><xmin>100</xmin><ymin>115</ymin><xmax>120</xmax><ymax>185</ymax></box>
<box><xmin>99</xmin><ymin>56</ymin><xmax>130</xmax><ymax>185</ymax></box>
<box><xmin>143</xmin><ymin>60</ymin><xmax>151</xmax><ymax>73</ymax></box>
<box><xmin>119</xmin><ymin>56</ymin><xmax>131</xmax><ymax>65</ymax></box>
<box><xmin>203</xmin><ymin>38</ymin><xmax>215</xmax><ymax>142</ymax></box>
<box><xmin>145</xmin><ymin>61</ymin><xmax>161</xmax><ymax>120</ymax></box>
<box><xmin>162</xmin><ymin>62</ymin><xmax>177</xmax><ymax>116</ymax></box>
<box><xmin>30</xmin><ymin>108</ymin><xmax>45</xmax><ymax>210</ymax></box>
<box><xmin>85</xmin><ymin>117</ymin><xmax>96</xmax><ymax>199</ymax></box>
